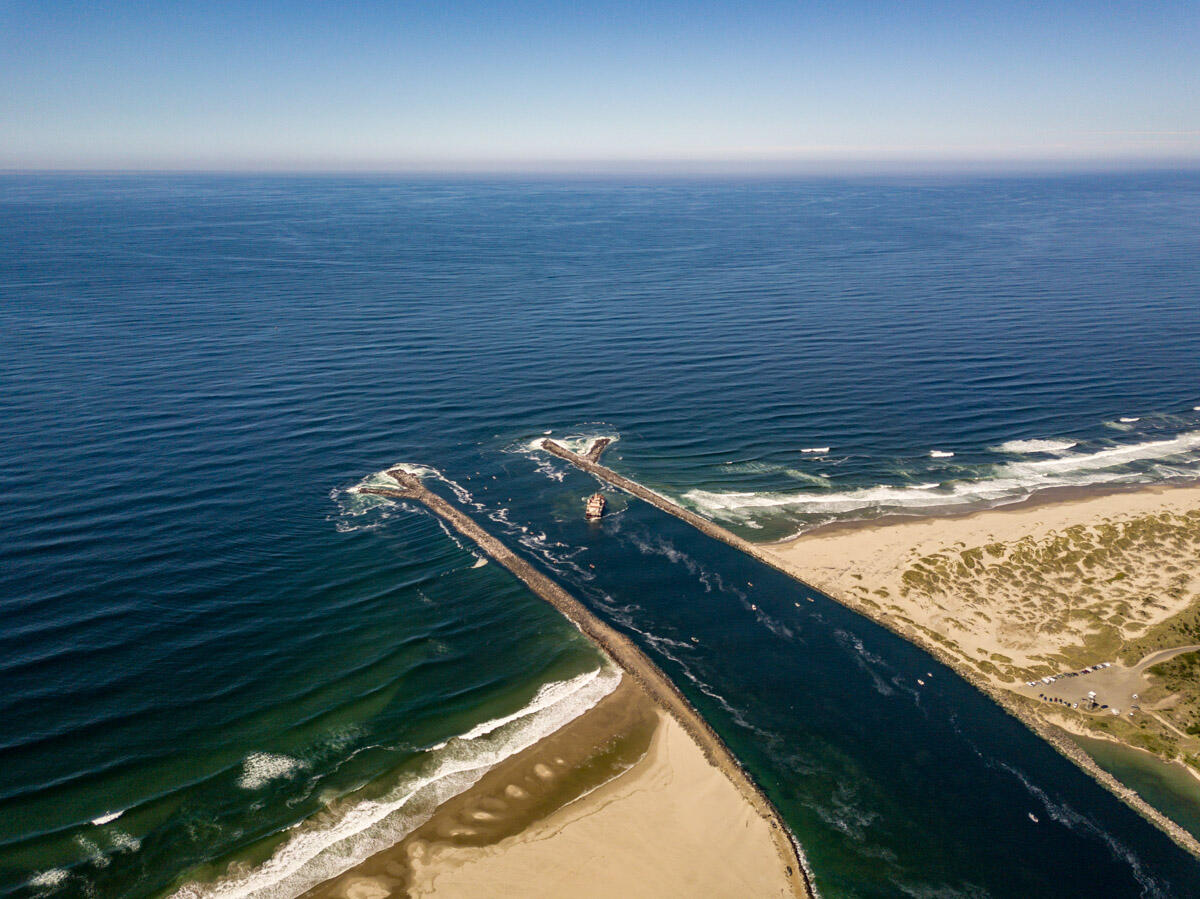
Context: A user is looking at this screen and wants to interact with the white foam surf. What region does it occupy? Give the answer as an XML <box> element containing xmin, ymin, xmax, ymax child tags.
<box><xmin>994</xmin><ymin>438</ymin><xmax>1078</xmax><ymax>454</ymax></box>
<box><xmin>27</xmin><ymin>868</ymin><xmax>70</xmax><ymax>892</ymax></box>
<box><xmin>928</xmin><ymin>450</ymin><xmax>955</xmax><ymax>458</ymax></box>
<box><xmin>238</xmin><ymin>753</ymin><xmax>308</xmax><ymax>791</ymax></box>
<box><xmin>108</xmin><ymin>830</ymin><xmax>142</xmax><ymax>855</ymax></box>
<box><xmin>512</xmin><ymin>430</ymin><xmax>619</xmax><ymax>484</ymax></box>
<box><xmin>800</xmin><ymin>447</ymin><xmax>830</xmax><ymax>454</ymax></box>
<box><xmin>683</xmin><ymin>430</ymin><xmax>1200</xmax><ymax>525</ymax></box>
<box><xmin>522</xmin><ymin>431</ymin><xmax>619</xmax><ymax>457</ymax></box>
<box><xmin>333</xmin><ymin>462</ymin><xmax>485</xmax><ymax>533</ymax></box>
<box><xmin>433</xmin><ymin>668</ymin><xmax>606</xmax><ymax>747</ymax></box>
<box><xmin>171</xmin><ymin>666</ymin><xmax>620</xmax><ymax>899</ymax></box>
<box><xmin>90</xmin><ymin>809</ymin><xmax>124</xmax><ymax>826</ymax></box>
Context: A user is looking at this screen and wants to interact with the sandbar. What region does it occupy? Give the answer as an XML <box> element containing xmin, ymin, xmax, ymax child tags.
<box><xmin>306</xmin><ymin>677</ymin><xmax>798</xmax><ymax>898</ymax></box>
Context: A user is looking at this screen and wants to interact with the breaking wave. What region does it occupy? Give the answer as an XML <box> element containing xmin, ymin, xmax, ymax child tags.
<box><xmin>508</xmin><ymin>428</ymin><xmax>621</xmax><ymax>485</ymax></box>
<box><xmin>170</xmin><ymin>666</ymin><xmax>620</xmax><ymax>899</ymax></box>
<box><xmin>331</xmin><ymin>463</ymin><xmax>482</xmax><ymax>532</ymax></box>
<box><xmin>433</xmin><ymin>668</ymin><xmax>608</xmax><ymax>747</ymax></box>
<box><xmin>516</xmin><ymin>429</ymin><xmax>620</xmax><ymax>459</ymax></box>
<box><xmin>26</xmin><ymin>869</ymin><xmax>70</xmax><ymax>896</ymax></box>
<box><xmin>993</xmin><ymin>439</ymin><xmax>1078</xmax><ymax>454</ymax></box>
<box><xmin>683</xmin><ymin>430</ymin><xmax>1200</xmax><ymax>527</ymax></box>
<box><xmin>238</xmin><ymin>753</ymin><xmax>308</xmax><ymax>791</ymax></box>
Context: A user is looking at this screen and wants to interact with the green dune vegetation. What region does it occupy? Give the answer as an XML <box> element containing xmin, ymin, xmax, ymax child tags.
<box><xmin>767</xmin><ymin>487</ymin><xmax>1200</xmax><ymax>781</ymax></box>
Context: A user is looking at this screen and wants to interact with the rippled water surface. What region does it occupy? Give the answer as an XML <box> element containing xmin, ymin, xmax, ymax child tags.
<box><xmin>3</xmin><ymin>173</ymin><xmax>1200</xmax><ymax>897</ymax></box>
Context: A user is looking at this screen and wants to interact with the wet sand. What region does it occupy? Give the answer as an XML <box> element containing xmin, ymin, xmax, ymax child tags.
<box><xmin>306</xmin><ymin>678</ymin><xmax>797</xmax><ymax>898</ymax></box>
<box><xmin>347</xmin><ymin>468</ymin><xmax>811</xmax><ymax>897</ymax></box>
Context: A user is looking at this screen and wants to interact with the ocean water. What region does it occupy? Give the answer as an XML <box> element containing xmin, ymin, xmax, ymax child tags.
<box><xmin>2</xmin><ymin>172</ymin><xmax>1200</xmax><ymax>897</ymax></box>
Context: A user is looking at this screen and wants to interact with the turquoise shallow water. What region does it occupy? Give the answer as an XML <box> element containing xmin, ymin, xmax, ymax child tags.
<box><xmin>1074</xmin><ymin>737</ymin><xmax>1200</xmax><ymax>841</ymax></box>
<box><xmin>3</xmin><ymin>173</ymin><xmax>1200</xmax><ymax>896</ymax></box>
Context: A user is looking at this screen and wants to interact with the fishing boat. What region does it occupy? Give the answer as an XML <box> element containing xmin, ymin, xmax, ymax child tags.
<box><xmin>584</xmin><ymin>492</ymin><xmax>605</xmax><ymax>520</ymax></box>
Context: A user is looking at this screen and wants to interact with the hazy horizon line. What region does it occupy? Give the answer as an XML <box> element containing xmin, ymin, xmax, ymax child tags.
<box><xmin>4</xmin><ymin>154</ymin><xmax>1200</xmax><ymax>179</ymax></box>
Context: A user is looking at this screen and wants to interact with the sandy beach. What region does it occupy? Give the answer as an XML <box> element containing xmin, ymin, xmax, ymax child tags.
<box><xmin>542</xmin><ymin>439</ymin><xmax>1200</xmax><ymax>857</ymax></box>
<box><xmin>761</xmin><ymin>481</ymin><xmax>1200</xmax><ymax>854</ymax></box>
<box><xmin>306</xmin><ymin>676</ymin><xmax>798</xmax><ymax>898</ymax></box>
<box><xmin>764</xmin><ymin>483</ymin><xmax>1200</xmax><ymax>683</ymax></box>
<box><xmin>337</xmin><ymin>468</ymin><xmax>811</xmax><ymax>898</ymax></box>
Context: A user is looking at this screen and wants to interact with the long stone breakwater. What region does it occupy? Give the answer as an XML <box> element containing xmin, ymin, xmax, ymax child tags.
<box><xmin>359</xmin><ymin>468</ymin><xmax>814</xmax><ymax>898</ymax></box>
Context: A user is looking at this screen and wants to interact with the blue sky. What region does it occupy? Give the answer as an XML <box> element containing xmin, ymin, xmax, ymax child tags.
<box><xmin>2</xmin><ymin>0</ymin><xmax>1198</xmax><ymax>171</ymax></box>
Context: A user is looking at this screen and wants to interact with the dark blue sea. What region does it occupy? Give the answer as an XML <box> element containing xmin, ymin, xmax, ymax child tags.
<box><xmin>3</xmin><ymin>172</ymin><xmax>1200</xmax><ymax>897</ymax></box>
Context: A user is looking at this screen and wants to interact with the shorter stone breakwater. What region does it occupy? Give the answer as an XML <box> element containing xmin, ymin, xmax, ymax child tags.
<box><xmin>359</xmin><ymin>468</ymin><xmax>814</xmax><ymax>898</ymax></box>
<box><xmin>541</xmin><ymin>438</ymin><xmax>817</xmax><ymax>580</ymax></box>
<box><xmin>541</xmin><ymin>439</ymin><xmax>1200</xmax><ymax>861</ymax></box>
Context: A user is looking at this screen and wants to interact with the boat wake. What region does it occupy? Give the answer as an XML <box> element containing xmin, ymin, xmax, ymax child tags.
<box><xmin>1001</xmin><ymin>764</ymin><xmax>1168</xmax><ymax>898</ymax></box>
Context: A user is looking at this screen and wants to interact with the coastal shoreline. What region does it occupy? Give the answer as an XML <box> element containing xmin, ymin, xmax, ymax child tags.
<box><xmin>765</xmin><ymin>490</ymin><xmax>1200</xmax><ymax>860</ymax></box>
<box><xmin>768</xmin><ymin>476</ymin><xmax>1200</xmax><ymax>543</ymax></box>
<box><xmin>542</xmin><ymin>439</ymin><xmax>1200</xmax><ymax>861</ymax></box>
<box><xmin>354</xmin><ymin>469</ymin><xmax>813</xmax><ymax>897</ymax></box>
<box><xmin>305</xmin><ymin>677</ymin><xmax>798</xmax><ymax>898</ymax></box>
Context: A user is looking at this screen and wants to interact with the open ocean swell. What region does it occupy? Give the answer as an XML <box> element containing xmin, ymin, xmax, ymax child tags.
<box><xmin>3</xmin><ymin>172</ymin><xmax>1200</xmax><ymax>897</ymax></box>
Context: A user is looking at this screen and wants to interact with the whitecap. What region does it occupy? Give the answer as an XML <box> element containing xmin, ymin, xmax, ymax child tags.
<box><xmin>75</xmin><ymin>834</ymin><xmax>108</xmax><ymax>868</ymax></box>
<box><xmin>994</xmin><ymin>438</ymin><xmax>1077</xmax><ymax>454</ymax></box>
<box><xmin>109</xmin><ymin>830</ymin><xmax>142</xmax><ymax>853</ymax></box>
<box><xmin>800</xmin><ymin>447</ymin><xmax>830</xmax><ymax>454</ymax></box>
<box><xmin>91</xmin><ymin>809</ymin><xmax>124</xmax><ymax>826</ymax></box>
<box><xmin>929</xmin><ymin>450</ymin><xmax>955</xmax><ymax>458</ymax></box>
<box><xmin>237</xmin><ymin>753</ymin><xmax>308</xmax><ymax>790</ymax></box>
<box><xmin>1119</xmin><ymin>417</ymin><xmax>1141</xmax><ymax>423</ymax></box>
<box><xmin>27</xmin><ymin>869</ymin><xmax>70</xmax><ymax>892</ymax></box>
<box><xmin>337</xmin><ymin>462</ymin><xmax>482</xmax><ymax>525</ymax></box>
<box><xmin>725</xmin><ymin>461</ymin><xmax>782</xmax><ymax>474</ymax></box>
